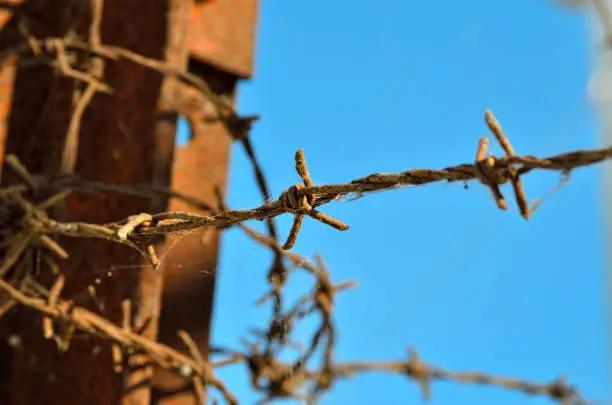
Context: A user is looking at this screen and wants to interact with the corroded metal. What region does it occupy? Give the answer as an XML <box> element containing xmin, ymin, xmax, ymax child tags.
<box><xmin>0</xmin><ymin>1</ymin><xmax>258</xmax><ymax>404</ymax></box>
<box><xmin>0</xmin><ymin>0</ymin><xmax>173</xmax><ymax>404</ymax></box>
<box><xmin>189</xmin><ymin>0</ymin><xmax>258</xmax><ymax>78</ymax></box>
<box><xmin>151</xmin><ymin>66</ymin><xmax>236</xmax><ymax>405</ymax></box>
<box><xmin>0</xmin><ymin>57</ymin><xmax>15</xmax><ymax>172</ymax></box>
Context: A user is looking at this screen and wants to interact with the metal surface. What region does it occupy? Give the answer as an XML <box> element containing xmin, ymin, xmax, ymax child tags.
<box><xmin>0</xmin><ymin>2</ymin><xmax>16</xmax><ymax>167</ymax></box>
<box><xmin>0</xmin><ymin>0</ymin><xmax>29</xmax><ymax>174</ymax></box>
<box><xmin>0</xmin><ymin>1</ymin><xmax>258</xmax><ymax>404</ymax></box>
<box><xmin>123</xmin><ymin>1</ymin><xmax>195</xmax><ymax>404</ymax></box>
<box><xmin>0</xmin><ymin>0</ymin><xmax>173</xmax><ymax>403</ymax></box>
<box><xmin>0</xmin><ymin>58</ymin><xmax>14</xmax><ymax>172</ymax></box>
<box><xmin>151</xmin><ymin>64</ymin><xmax>237</xmax><ymax>405</ymax></box>
<box><xmin>150</xmin><ymin>3</ymin><xmax>259</xmax><ymax>404</ymax></box>
<box><xmin>189</xmin><ymin>0</ymin><xmax>258</xmax><ymax>79</ymax></box>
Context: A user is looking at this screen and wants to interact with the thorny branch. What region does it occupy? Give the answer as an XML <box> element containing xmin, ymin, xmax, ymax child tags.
<box><xmin>0</xmin><ymin>4</ymin><xmax>607</xmax><ymax>405</ymax></box>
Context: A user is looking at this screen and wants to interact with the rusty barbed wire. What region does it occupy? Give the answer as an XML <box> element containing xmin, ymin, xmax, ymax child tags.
<box><xmin>0</xmin><ymin>274</ymin><xmax>239</xmax><ymax>405</ymax></box>
<box><xmin>0</xmin><ymin>256</ymin><xmax>587</xmax><ymax>405</ymax></box>
<box><xmin>0</xmin><ymin>3</ymin><xmax>606</xmax><ymax>404</ymax></box>
<box><xmin>0</xmin><ymin>133</ymin><xmax>605</xmax><ymax>404</ymax></box>
<box><xmin>6</xmin><ymin>126</ymin><xmax>610</xmax><ymax>264</ymax></box>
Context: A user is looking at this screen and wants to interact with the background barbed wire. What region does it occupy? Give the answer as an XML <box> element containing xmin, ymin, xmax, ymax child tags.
<box><xmin>0</xmin><ymin>0</ymin><xmax>609</xmax><ymax>404</ymax></box>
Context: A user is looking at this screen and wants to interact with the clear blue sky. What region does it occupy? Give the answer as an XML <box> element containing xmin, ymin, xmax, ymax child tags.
<box><xmin>178</xmin><ymin>1</ymin><xmax>608</xmax><ymax>404</ymax></box>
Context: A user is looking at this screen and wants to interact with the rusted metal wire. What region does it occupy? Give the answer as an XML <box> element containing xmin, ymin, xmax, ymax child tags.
<box><xmin>0</xmin><ymin>128</ymin><xmax>606</xmax><ymax>403</ymax></box>
<box><xmin>7</xmin><ymin>137</ymin><xmax>610</xmax><ymax>261</ymax></box>
<box><xmin>0</xmin><ymin>3</ymin><xmax>606</xmax><ymax>404</ymax></box>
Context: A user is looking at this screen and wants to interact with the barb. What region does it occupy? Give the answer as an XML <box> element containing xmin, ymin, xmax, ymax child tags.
<box><xmin>1</xmin><ymin>36</ymin><xmax>243</xmax><ymax>130</ymax></box>
<box><xmin>8</xmin><ymin>140</ymin><xmax>609</xmax><ymax>257</ymax></box>
<box><xmin>0</xmin><ymin>275</ymin><xmax>237</xmax><ymax>404</ymax></box>
<box><xmin>0</xmin><ymin>147</ymin><xmax>598</xmax><ymax>404</ymax></box>
<box><xmin>0</xmin><ymin>6</ymin><xmax>602</xmax><ymax>403</ymax></box>
<box><xmin>56</xmin><ymin>0</ymin><xmax>108</xmax><ymax>176</ymax></box>
<box><xmin>280</xmin><ymin>149</ymin><xmax>349</xmax><ymax>250</ymax></box>
<box><xmin>328</xmin><ymin>357</ymin><xmax>578</xmax><ymax>405</ymax></box>
<box><xmin>206</xmin><ymin>261</ymin><xmax>585</xmax><ymax>405</ymax></box>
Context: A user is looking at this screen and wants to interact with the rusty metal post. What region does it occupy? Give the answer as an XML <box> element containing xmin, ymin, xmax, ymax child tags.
<box><xmin>0</xmin><ymin>0</ymin><xmax>192</xmax><ymax>404</ymax></box>
<box><xmin>151</xmin><ymin>1</ymin><xmax>258</xmax><ymax>404</ymax></box>
<box><xmin>0</xmin><ymin>5</ymin><xmax>18</xmax><ymax>403</ymax></box>
<box><xmin>0</xmin><ymin>6</ymin><xmax>15</xmax><ymax>168</ymax></box>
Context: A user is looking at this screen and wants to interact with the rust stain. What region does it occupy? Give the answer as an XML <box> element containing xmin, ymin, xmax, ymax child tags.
<box><xmin>189</xmin><ymin>0</ymin><xmax>258</xmax><ymax>78</ymax></box>
<box><xmin>152</xmin><ymin>72</ymin><xmax>235</xmax><ymax>405</ymax></box>
<box><xmin>0</xmin><ymin>0</ymin><xmax>259</xmax><ymax>78</ymax></box>
<box><xmin>0</xmin><ymin>0</ymin><xmax>260</xmax><ymax>404</ymax></box>
<box><xmin>0</xmin><ymin>0</ymin><xmax>22</xmax><ymax>26</ymax></box>
<box><xmin>0</xmin><ymin>60</ymin><xmax>15</xmax><ymax>173</ymax></box>
<box><xmin>0</xmin><ymin>0</ymin><xmax>172</xmax><ymax>404</ymax></box>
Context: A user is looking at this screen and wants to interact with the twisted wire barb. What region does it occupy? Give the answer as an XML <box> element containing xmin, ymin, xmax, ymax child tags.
<box><xmin>0</xmin><ymin>147</ymin><xmax>599</xmax><ymax>404</ymax></box>
<box><xmin>18</xmin><ymin>139</ymin><xmax>611</xmax><ymax>259</ymax></box>
<box><xmin>0</xmin><ymin>8</ymin><xmax>605</xmax><ymax>404</ymax></box>
<box><xmin>0</xmin><ymin>276</ymin><xmax>238</xmax><ymax>405</ymax></box>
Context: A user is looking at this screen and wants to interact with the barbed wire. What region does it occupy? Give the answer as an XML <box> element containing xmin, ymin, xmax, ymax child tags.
<box><xmin>0</xmin><ymin>130</ymin><xmax>606</xmax><ymax>404</ymax></box>
<box><xmin>0</xmin><ymin>1</ymin><xmax>607</xmax><ymax>404</ymax></box>
<box><xmin>8</xmin><ymin>129</ymin><xmax>611</xmax><ymax>263</ymax></box>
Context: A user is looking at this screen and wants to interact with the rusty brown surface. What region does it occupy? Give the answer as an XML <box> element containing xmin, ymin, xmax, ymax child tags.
<box><xmin>0</xmin><ymin>0</ymin><xmax>171</xmax><ymax>404</ymax></box>
<box><xmin>0</xmin><ymin>0</ymin><xmax>260</xmax><ymax>80</ymax></box>
<box><xmin>151</xmin><ymin>64</ymin><xmax>236</xmax><ymax>405</ymax></box>
<box><xmin>189</xmin><ymin>0</ymin><xmax>258</xmax><ymax>79</ymax></box>
<box><xmin>0</xmin><ymin>0</ymin><xmax>16</xmax><ymax>172</ymax></box>
<box><xmin>0</xmin><ymin>1</ymin><xmax>21</xmax><ymax>29</ymax></box>
<box><xmin>0</xmin><ymin>0</ymin><xmax>258</xmax><ymax>404</ymax></box>
<box><xmin>0</xmin><ymin>57</ymin><xmax>15</xmax><ymax>172</ymax></box>
<box><xmin>122</xmin><ymin>1</ymin><xmax>196</xmax><ymax>405</ymax></box>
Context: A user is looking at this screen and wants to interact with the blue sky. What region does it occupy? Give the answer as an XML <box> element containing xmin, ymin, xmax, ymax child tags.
<box><xmin>178</xmin><ymin>1</ymin><xmax>608</xmax><ymax>404</ymax></box>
